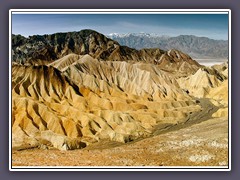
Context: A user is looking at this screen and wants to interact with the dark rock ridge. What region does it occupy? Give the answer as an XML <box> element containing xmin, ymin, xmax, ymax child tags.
<box><xmin>12</xmin><ymin>29</ymin><xmax>200</xmax><ymax>71</ymax></box>
<box><xmin>108</xmin><ymin>33</ymin><xmax>228</xmax><ymax>59</ymax></box>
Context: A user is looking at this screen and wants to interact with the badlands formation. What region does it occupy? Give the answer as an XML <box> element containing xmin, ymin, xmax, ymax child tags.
<box><xmin>11</xmin><ymin>30</ymin><xmax>229</xmax><ymax>166</ymax></box>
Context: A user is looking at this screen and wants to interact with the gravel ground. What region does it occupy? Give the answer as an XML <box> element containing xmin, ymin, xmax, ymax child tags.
<box><xmin>11</xmin><ymin>117</ymin><xmax>228</xmax><ymax>168</ymax></box>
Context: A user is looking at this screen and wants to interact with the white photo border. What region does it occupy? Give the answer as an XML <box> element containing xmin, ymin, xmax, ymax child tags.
<box><xmin>9</xmin><ymin>9</ymin><xmax>231</xmax><ymax>171</ymax></box>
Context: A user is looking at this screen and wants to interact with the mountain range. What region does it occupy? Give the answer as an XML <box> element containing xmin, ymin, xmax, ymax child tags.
<box><xmin>11</xmin><ymin>29</ymin><xmax>228</xmax><ymax>155</ymax></box>
<box><xmin>12</xmin><ymin>29</ymin><xmax>201</xmax><ymax>76</ymax></box>
<box><xmin>108</xmin><ymin>33</ymin><xmax>228</xmax><ymax>59</ymax></box>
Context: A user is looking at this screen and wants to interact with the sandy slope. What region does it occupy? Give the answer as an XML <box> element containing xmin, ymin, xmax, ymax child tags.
<box><xmin>12</xmin><ymin>56</ymin><xmax>203</xmax><ymax>150</ymax></box>
<box><xmin>11</xmin><ymin>53</ymin><xmax>229</xmax><ymax>167</ymax></box>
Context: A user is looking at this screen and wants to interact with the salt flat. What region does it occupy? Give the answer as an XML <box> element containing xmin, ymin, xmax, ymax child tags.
<box><xmin>195</xmin><ymin>59</ymin><xmax>228</xmax><ymax>67</ymax></box>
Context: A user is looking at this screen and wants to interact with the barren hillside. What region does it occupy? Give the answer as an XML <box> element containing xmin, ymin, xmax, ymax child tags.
<box><xmin>11</xmin><ymin>29</ymin><xmax>229</xmax><ymax>167</ymax></box>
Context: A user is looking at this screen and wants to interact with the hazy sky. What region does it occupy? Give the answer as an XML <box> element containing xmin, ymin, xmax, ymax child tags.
<box><xmin>12</xmin><ymin>13</ymin><xmax>229</xmax><ymax>40</ymax></box>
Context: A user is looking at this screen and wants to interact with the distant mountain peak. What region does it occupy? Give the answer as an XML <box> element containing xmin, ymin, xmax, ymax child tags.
<box><xmin>108</xmin><ymin>33</ymin><xmax>228</xmax><ymax>59</ymax></box>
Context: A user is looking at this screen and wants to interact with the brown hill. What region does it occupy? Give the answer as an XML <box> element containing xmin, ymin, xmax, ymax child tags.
<box><xmin>177</xmin><ymin>64</ymin><xmax>228</xmax><ymax>118</ymax></box>
<box><xmin>12</xmin><ymin>56</ymin><xmax>204</xmax><ymax>150</ymax></box>
<box><xmin>12</xmin><ymin>30</ymin><xmax>201</xmax><ymax>76</ymax></box>
<box><xmin>177</xmin><ymin>66</ymin><xmax>227</xmax><ymax>98</ymax></box>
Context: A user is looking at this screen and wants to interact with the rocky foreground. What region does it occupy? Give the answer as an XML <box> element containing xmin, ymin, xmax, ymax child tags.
<box><xmin>12</xmin><ymin>117</ymin><xmax>228</xmax><ymax>167</ymax></box>
<box><xmin>11</xmin><ymin>29</ymin><xmax>229</xmax><ymax>167</ymax></box>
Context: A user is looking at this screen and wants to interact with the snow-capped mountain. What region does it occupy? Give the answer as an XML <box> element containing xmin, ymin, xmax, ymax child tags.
<box><xmin>108</xmin><ymin>32</ymin><xmax>168</xmax><ymax>38</ymax></box>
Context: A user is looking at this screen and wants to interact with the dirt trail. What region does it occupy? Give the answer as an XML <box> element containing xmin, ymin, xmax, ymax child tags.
<box><xmin>153</xmin><ymin>98</ymin><xmax>219</xmax><ymax>135</ymax></box>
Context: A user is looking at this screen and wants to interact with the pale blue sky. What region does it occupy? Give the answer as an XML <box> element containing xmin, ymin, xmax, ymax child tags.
<box><xmin>12</xmin><ymin>14</ymin><xmax>229</xmax><ymax>40</ymax></box>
